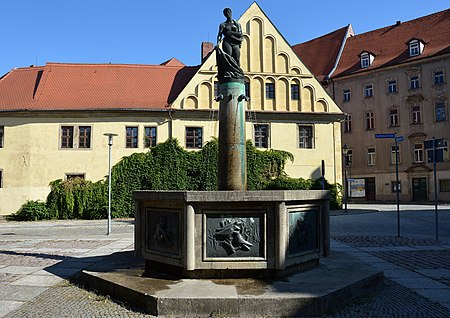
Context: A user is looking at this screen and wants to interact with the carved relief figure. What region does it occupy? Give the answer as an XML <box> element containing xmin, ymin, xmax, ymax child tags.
<box><xmin>153</xmin><ymin>216</ymin><xmax>173</xmax><ymax>248</ymax></box>
<box><xmin>209</xmin><ymin>217</ymin><xmax>259</xmax><ymax>256</ymax></box>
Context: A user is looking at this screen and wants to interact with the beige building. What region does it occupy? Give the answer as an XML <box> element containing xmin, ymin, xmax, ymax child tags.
<box><xmin>0</xmin><ymin>3</ymin><xmax>344</xmax><ymax>215</ymax></box>
<box><xmin>294</xmin><ymin>9</ymin><xmax>450</xmax><ymax>202</ymax></box>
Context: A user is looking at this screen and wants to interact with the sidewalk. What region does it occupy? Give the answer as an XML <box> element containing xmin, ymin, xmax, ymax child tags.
<box><xmin>0</xmin><ymin>219</ymin><xmax>138</xmax><ymax>317</ymax></box>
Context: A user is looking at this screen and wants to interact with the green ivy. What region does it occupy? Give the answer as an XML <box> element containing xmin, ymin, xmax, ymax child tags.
<box><xmin>22</xmin><ymin>138</ymin><xmax>341</xmax><ymax>221</ymax></box>
<box><xmin>9</xmin><ymin>200</ymin><xmax>50</xmax><ymax>221</ymax></box>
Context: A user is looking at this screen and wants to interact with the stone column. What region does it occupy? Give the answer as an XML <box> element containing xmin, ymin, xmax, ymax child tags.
<box><xmin>217</xmin><ymin>82</ymin><xmax>247</xmax><ymax>190</ymax></box>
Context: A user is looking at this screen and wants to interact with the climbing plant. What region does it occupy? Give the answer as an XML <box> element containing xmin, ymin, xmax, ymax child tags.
<box><xmin>16</xmin><ymin>138</ymin><xmax>341</xmax><ymax>220</ymax></box>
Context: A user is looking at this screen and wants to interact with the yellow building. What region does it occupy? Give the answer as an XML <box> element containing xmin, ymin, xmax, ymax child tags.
<box><xmin>0</xmin><ymin>3</ymin><xmax>344</xmax><ymax>215</ymax></box>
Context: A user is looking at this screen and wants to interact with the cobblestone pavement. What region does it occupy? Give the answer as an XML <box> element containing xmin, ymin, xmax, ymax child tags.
<box><xmin>1</xmin><ymin>205</ymin><xmax>450</xmax><ymax>317</ymax></box>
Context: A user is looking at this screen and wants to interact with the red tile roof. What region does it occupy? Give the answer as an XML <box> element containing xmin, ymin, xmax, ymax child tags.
<box><xmin>292</xmin><ymin>26</ymin><xmax>352</xmax><ymax>82</ymax></box>
<box><xmin>0</xmin><ymin>62</ymin><xmax>198</xmax><ymax>112</ymax></box>
<box><xmin>293</xmin><ymin>9</ymin><xmax>450</xmax><ymax>80</ymax></box>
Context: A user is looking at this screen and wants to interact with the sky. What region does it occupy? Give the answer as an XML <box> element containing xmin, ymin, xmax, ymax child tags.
<box><xmin>1</xmin><ymin>1</ymin><xmax>448</xmax><ymax>76</ymax></box>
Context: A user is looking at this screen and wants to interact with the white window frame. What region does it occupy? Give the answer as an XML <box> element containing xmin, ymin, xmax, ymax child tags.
<box><xmin>254</xmin><ymin>124</ymin><xmax>270</xmax><ymax>148</ymax></box>
<box><xmin>389</xmin><ymin>108</ymin><xmax>399</xmax><ymax>127</ymax></box>
<box><xmin>433</xmin><ymin>70</ymin><xmax>445</xmax><ymax>85</ymax></box>
<box><xmin>409</xmin><ymin>75</ymin><xmax>420</xmax><ymax>90</ymax></box>
<box><xmin>409</xmin><ymin>40</ymin><xmax>420</xmax><ymax>57</ymax></box>
<box><xmin>367</xmin><ymin>147</ymin><xmax>375</xmax><ymax>166</ymax></box>
<box><xmin>387</xmin><ymin>79</ymin><xmax>397</xmax><ymax>94</ymax></box>
<box><xmin>361</xmin><ymin>53</ymin><xmax>370</xmax><ymax>68</ymax></box>
<box><xmin>343</xmin><ymin>89</ymin><xmax>351</xmax><ymax>102</ymax></box>
<box><xmin>391</xmin><ymin>144</ymin><xmax>401</xmax><ymax>164</ymax></box>
<box><xmin>413</xmin><ymin>143</ymin><xmax>424</xmax><ymax>163</ymax></box>
<box><xmin>298</xmin><ymin>125</ymin><xmax>314</xmax><ymax>149</ymax></box>
<box><xmin>344</xmin><ymin>114</ymin><xmax>352</xmax><ymax>133</ymax></box>
<box><xmin>435</xmin><ymin>101</ymin><xmax>447</xmax><ymax>122</ymax></box>
<box><xmin>364</xmin><ymin>84</ymin><xmax>373</xmax><ymax>98</ymax></box>
<box><xmin>365</xmin><ymin>111</ymin><xmax>375</xmax><ymax>130</ymax></box>
<box><xmin>411</xmin><ymin>105</ymin><xmax>422</xmax><ymax>124</ymax></box>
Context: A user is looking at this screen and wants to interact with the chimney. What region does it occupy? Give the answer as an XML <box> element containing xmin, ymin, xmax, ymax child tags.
<box><xmin>201</xmin><ymin>41</ymin><xmax>214</xmax><ymax>63</ymax></box>
<box><xmin>395</xmin><ymin>20</ymin><xmax>401</xmax><ymax>26</ymax></box>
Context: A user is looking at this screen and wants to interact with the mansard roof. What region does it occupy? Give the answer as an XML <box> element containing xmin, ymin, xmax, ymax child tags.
<box><xmin>0</xmin><ymin>62</ymin><xmax>198</xmax><ymax>112</ymax></box>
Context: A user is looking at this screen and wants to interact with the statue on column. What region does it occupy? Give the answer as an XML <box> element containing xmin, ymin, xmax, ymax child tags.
<box><xmin>216</xmin><ymin>8</ymin><xmax>245</xmax><ymax>83</ymax></box>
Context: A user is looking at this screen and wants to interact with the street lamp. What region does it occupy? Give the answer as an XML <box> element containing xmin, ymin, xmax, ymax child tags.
<box><xmin>104</xmin><ymin>133</ymin><xmax>118</xmax><ymax>235</ymax></box>
<box><xmin>342</xmin><ymin>144</ymin><xmax>349</xmax><ymax>213</ymax></box>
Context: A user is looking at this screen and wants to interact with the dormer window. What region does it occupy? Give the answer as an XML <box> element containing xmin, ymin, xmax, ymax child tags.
<box><xmin>408</xmin><ymin>39</ymin><xmax>424</xmax><ymax>57</ymax></box>
<box><xmin>360</xmin><ymin>52</ymin><xmax>374</xmax><ymax>68</ymax></box>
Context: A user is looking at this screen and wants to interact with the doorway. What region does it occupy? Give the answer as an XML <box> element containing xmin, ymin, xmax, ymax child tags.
<box><xmin>365</xmin><ymin>178</ymin><xmax>376</xmax><ymax>201</ymax></box>
<box><xmin>412</xmin><ymin>177</ymin><xmax>427</xmax><ymax>202</ymax></box>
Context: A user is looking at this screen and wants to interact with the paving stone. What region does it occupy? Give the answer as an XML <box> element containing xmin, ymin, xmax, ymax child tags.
<box><xmin>382</xmin><ymin>269</ymin><xmax>425</xmax><ymax>279</ymax></box>
<box><xmin>392</xmin><ymin>277</ymin><xmax>449</xmax><ymax>289</ymax></box>
<box><xmin>0</xmin><ymin>266</ymin><xmax>43</xmax><ymax>275</ymax></box>
<box><xmin>415</xmin><ymin>288</ymin><xmax>450</xmax><ymax>304</ymax></box>
<box><xmin>0</xmin><ymin>285</ymin><xmax>47</xmax><ymax>301</ymax></box>
<box><xmin>0</xmin><ymin>300</ymin><xmax>23</xmax><ymax>317</ymax></box>
<box><xmin>417</xmin><ymin>269</ymin><xmax>450</xmax><ymax>279</ymax></box>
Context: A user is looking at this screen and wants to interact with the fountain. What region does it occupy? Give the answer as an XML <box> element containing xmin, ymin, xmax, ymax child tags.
<box><xmin>133</xmin><ymin>7</ymin><xmax>330</xmax><ymax>279</ymax></box>
<box><xmin>81</xmin><ymin>8</ymin><xmax>383</xmax><ymax>317</ymax></box>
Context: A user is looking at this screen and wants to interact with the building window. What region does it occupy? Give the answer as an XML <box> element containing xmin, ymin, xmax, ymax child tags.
<box><xmin>361</xmin><ymin>52</ymin><xmax>371</xmax><ymax>68</ymax></box>
<box><xmin>440</xmin><ymin>179</ymin><xmax>450</xmax><ymax>192</ymax></box>
<box><xmin>66</xmin><ymin>173</ymin><xmax>85</xmax><ymax>181</ymax></box>
<box><xmin>214</xmin><ymin>81</ymin><xmax>219</xmax><ymax>97</ymax></box>
<box><xmin>346</xmin><ymin>149</ymin><xmax>353</xmax><ymax>166</ymax></box>
<box><xmin>344</xmin><ymin>114</ymin><xmax>352</xmax><ymax>133</ymax></box>
<box><xmin>126</xmin><ymin>126</ymin><xmax>138</xmax><ymax>148</ymax></box>
<box><xmin>413</xmin><ymin>143</ymin><xmax>424</xmax><ymax>163</ymax></box>
<box><xmin>367</xmin><ymin>147</ymin><xmax>375</xmax><ymax>166</ymax></box>
<box><xmin>0</xmin><ymin>126</ymin><xmax>3</xmax><ymax>148</ymax></box>
<box><xmin>411</xmin><ymin>105</ymin><xmax>422</xmax><ymax>124</ymax></box>
<box><xmin>185</xmin><ymin>127</ymin><xmax>203</xmax><ymax>149</ymax></box>
<box><xmin>78</xmin><ymin>126</ymin><xmax>91</xmax><ymax>149</ymax></box>
<box><xmin>391</xmin><ymin>144</ymin><xmax>401</xmax><ymax>164</ymax></box>
<box><xmin>245</xmin><ymin>80</ymin><xmax>250</xmax><ymax>97</ymax></box>
<box><xmin>409</xmin><ymin>40</ymin><xmax>420</xmax><ymax>57</ymax></box>
<box><xmin>364</xmin><ymin>84</ymin><xmax>373</xmax><ymax>98</ymax></box>
<box><xmin>0</xmin><ymin>170</ymin><xmax>2</xmax><ymax>188</ymax></box>
<box><xmin>387</xmin><ymin>80</ymin><xmax>397</xmax><ymax>93</ymax></box>
<box><xmin>391</xmin><ymin>181</ymin><xmax>401</xmax><ymax>193</ymax></box>
<box><xmin>254</xmin><ymin>124</ymin><xmax>269</xmax><ymax>148</ymax></box>
<box><xmin>144</xmin><ymin>127</ymin><xmax>157</xmax><ymax>148</ymax></box>
<box><xmin>298</xmin><ymin>125</ymin><xmax>314</xmax><ymax>149</ymax></box>
<box><xmin>266</xmin><ymin>83</ymin><xmax>275</xmax><ymax>99</ymax></box>
<box><xmin>61</xmin><ymin>126</ymin><xmax>74</xmax><ymax>148</ymax></box>
<box><xmin>343</xmin><ymin>89</ymin><xmax>351</xmax><ymax>102</ymax></box>
<box><xmin>435</xmin><ymin>101</ymin><xmax>446</xmax><ymax>122</ymax></box>
<box><xmin>291</xmin><ymin>84</ymin><xmax>300</xmax><ymax>100</ymax></box>
<box><xmin>433</xmin><ymin>70</ymin><xmax>445</xmax><ymax>85</ymax></box>
<box><xmin>365</xmin><ymin>112</ymin><xmax>375</xmax><ymax>130</ymax></box>
<box><xmin>389</xmin><ymin>109</ymin><xmax>399</xmax><ymax>127</ymax></box>
<box><xmin>409</xmin><ymin>75</ymin><xmax>420</xmax><ymax>90</ymax></box>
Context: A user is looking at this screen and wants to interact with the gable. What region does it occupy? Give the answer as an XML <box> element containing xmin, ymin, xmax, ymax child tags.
<box><xmin>172</xmin><ymin>3</ymin><xmax>343</xmax><ymax>115</ymax></box>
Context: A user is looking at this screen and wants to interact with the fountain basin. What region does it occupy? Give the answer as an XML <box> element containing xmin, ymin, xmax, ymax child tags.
<box><xmin>134</xmin><ymin>190</ymin><xmax>330</xmax><ymax>278</ymax></box>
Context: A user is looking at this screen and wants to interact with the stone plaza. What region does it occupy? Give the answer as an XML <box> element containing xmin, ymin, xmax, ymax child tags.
<box><xmin>0</xmin><ymin>204</ymin><xmax>449</xmax><ymax>317</ymax></box>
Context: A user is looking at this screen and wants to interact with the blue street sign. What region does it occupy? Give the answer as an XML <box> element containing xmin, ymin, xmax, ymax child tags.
<box><xmin>375</xmin><ymin>133</ymin><xmax>396</xmax><ymax>138</ymax></box>
<box><xmin>395</xmin><ymin>136</ymin><xmax>404</xmax><ymax>142</ymax></box>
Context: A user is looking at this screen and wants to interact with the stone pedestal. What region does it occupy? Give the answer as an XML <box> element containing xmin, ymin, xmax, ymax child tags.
<box><xmin>134</xmin><ymin>190</ymin><xmax>330</xmax><ymax>278</ymax></box>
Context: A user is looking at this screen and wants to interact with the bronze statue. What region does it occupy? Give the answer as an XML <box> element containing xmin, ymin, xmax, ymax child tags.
<box><xmin>217</xmin><ymin>8</ymin><xmax>243</xmax><ymax>66</ymax></box>
<box><xmin>216</xmin><ymin>7</ymin><xmax>244</xmax><ymax>83</ymax></box>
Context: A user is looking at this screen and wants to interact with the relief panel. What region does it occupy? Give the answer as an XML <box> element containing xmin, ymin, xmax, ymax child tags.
<box><xmin>146</xmin><ymin>208</ymin><xmax>181</xmax><ymax>257</ymax></box>
<box><xmin>288</xmin><ymin>209</ymin><xmax>318</xmax><ymax>256</ymax></box>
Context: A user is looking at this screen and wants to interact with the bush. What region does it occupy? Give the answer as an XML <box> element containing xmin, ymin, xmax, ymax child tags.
<box><xmin>11</xmin><ymin>200</ymin><xmax>50</xmax><ymax>221</ymax></box>
<box><xmin>266</xmin><ymin>176</ymin><xmax>343</xmax><ymax>210</ymax></box>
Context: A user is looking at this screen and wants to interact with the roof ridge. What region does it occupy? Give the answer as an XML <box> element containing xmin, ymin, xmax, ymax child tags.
<box><xmin>352</xmin><ymin>8</ymin><xmax>450</xmax><ymax>38</ymax></box>
<box><xmin>45</xmin><ymin>62</ymin><xmax>187</xmax><ymax>69</ymax></box>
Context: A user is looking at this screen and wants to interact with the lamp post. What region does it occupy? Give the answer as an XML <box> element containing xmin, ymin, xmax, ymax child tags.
<box><xmin>104</xmin><ymin>133</ymin><xmax>118</xmax><ymax>235</ymax></box>
<box><xmin>342</xmin><ymin>144</ymin><xmax>349</xmax><ymax>213</ymax></box>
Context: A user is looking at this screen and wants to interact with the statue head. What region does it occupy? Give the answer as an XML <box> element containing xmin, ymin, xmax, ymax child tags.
<box><xmin>223</xmin><ymin>8</ymin><xmax>232</xmax><ymax>18</ymax></box>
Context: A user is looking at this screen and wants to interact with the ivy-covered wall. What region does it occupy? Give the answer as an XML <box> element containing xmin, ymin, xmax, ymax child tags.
<box><xmin>11</xmin><ymin>138</ymin><xmax>342</xmax><ymax>221</ymax></box>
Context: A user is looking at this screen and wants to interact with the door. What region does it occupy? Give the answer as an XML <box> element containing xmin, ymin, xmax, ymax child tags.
<box><xmin>412</xmin><ymin>177</ymin><xmax>427</xmax><ymax>202</ymax></box>
<box><xmin>365</xmin><ymin>178</ymin><xmax>376</xmax><ymax>201</ymax></box>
